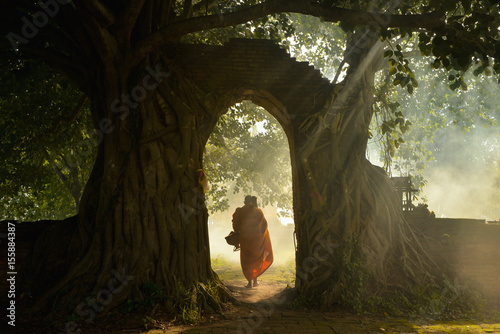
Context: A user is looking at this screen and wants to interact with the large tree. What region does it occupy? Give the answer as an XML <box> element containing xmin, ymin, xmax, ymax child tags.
<box><xmin>1</xmin><ymin>0</ymin><xmax>499</xmax><ymax>327</ymax></box>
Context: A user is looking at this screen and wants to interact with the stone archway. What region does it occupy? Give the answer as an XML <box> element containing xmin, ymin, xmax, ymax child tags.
<box><xmin>173</xmin><ymin>38</ymin><xmax>336</xmax><ymax>245</ymax></box>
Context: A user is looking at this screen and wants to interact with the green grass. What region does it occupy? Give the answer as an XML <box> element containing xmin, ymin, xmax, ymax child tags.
<box><xmin>211</xmin><ymin>255</ymin><xmax>235</xmax><ymax>271</ymax></box>
<box><xmin>211</xmin><ymin>255</ymin><xmax>295</xmax><ymax>285</ymax></box>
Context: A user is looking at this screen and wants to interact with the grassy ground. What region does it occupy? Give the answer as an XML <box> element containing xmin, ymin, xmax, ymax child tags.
<box><xmin>211</xmin><ymin>255</ymin><xmax>295</xmax><ymax>286</ymax></box>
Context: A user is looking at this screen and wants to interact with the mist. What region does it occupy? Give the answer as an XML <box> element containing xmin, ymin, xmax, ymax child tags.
<box><xmin>368</xmin><ymin>64</ymin><xmax>500</xmax><ymax>221</ymax></box>
<box><xmin>422</xmin><ymin>125</ymin><xmax>500</xmax><ymax>220</ymax></box>
<box><xmin>207</xmin><ymin>202</ymin><xmax>296</xmax><ymax>265</ymax></box>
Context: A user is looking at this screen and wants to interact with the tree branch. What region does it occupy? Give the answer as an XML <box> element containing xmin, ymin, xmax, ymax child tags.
<box><xmin>44</xmin><ymin>149</ymin><xmax>81</xmax><ymax>211</ymax></box>
<box><xmin>116</xmin><ymin>0</ymin><xmax>147</xmax><ymax>44</ymax></box>
<box><xmin>80</xmin><ymin>0</ymin><xmax>116</xmax><ymax>27</ymax></box>
<box><xmin>44</xmin><ymin>149</ymin><xmax>69</xmax><ymax>185</ymax></box>
<box><xmin>129</xmin><ymin>0</ymin><xmax>443</xmax><ymax>66</ymax></box>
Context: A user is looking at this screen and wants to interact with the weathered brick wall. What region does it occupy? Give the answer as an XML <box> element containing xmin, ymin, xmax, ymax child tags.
<box><xmin>411</xmin><ymin>217</ymin><xmax>500</xmax><ymax>305</ymax></box>
<box><xmin>171</xmin><ymin>38</ymin><xmax>333</xmax><ymax>131</ymax></box>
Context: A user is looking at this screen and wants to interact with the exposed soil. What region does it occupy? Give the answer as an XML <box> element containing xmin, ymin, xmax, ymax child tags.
<box><xmin>223</xmin><ymin>278</ymin><xmax>290</xmax><ymax>304</ymax></box>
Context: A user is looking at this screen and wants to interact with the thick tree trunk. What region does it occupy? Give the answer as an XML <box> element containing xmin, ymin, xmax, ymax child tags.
<box><xmin>293</xmin><ymin>36</ymin><xmax>440</xmax><ymax>306</ymax></box>
<box><xmin>20</xmin><ymin>66</ymin><xmax>232</xmax><ymax>321</ymax></box>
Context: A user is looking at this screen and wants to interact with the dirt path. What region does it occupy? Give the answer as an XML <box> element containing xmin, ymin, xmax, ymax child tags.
<box><xmin>223</xmin><ymin>279</ymin><xmax>288</xmax><ymax>304</ymax></box>
<box><xmin>165</xmin><ymin>278</ymin><xmax>500</xmax><ymax>334</ymax></box>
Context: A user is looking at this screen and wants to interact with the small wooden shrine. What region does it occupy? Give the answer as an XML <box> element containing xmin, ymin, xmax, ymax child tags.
<box><xmin>390</xmin><ymin>176</ymin><xmax>418</xmax><ymax>212</ymax></box>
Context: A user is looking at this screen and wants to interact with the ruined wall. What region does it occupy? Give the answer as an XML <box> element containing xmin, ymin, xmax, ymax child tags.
<box><xmin>172</xmin><ymin>38</ymin><xmax>332</xmax><ymax>125</ymax></box>
<box><xmin>411</xmin><ymin>217</ymin><xmax>500</xmax><ymax>305</ymax></box>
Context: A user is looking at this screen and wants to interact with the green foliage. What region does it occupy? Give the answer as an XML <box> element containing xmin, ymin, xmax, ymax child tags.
<box><xmin>371</xmin><ymin>36</ymin><xmax>500</xmax><ymax>195</ymax></box>
<box><xmin>292</xmin><ymin>237</ymin><xmax>484</xmax><ymax>318</ymax></box>
<box><xmin>180</xmin><ymin>306</ymin><xmax>199</xmax><ymax>324</ymax></box>
<box><xmin>290</xmin><ymin>290</ymin><xmax>318</xmax><ymax>310</ymax></box>
<box><xmin>204</xmin><ymin>280</ymin><xmax>223</xmax><ymax>305</ymax></box>
<box><xmin>0</xmin><ymin>60</ymin><xmax>94</xmax><ymax>220</ymax></box>
<box><xmin>372</xmin><ymin>71</ymin><xmax>411</xmax><ymax>173</ymax></box>
<box><xmin>366</xmin><ymin>2</ymin><xmax>500</xmax><ymax>195</ymax></box>
<box><xmin>211</xmin><ymin>255</ymin><xmax>233</xmax><ymax>271</ymax></box>
<box><xmin>384</xmin><ymin>42</ymin><xmax>418</xmax><ymax>95</ymax></box>
<box><xmin>204</xmin><ymin>101</ymin><xmax>292</xmax><ymax>215</ymax></box>
<box><xmin>380</xmin><ymin>279</ymin><xmax>485</xmax><ymax>320</ymax></box>
<box><xmin>282</xmin><ymin>11</ymin><xmax>498</xmax><ymax>205</ymax></box>
<box><xmin>141</xmin><ymin>282</ymin><xmax>169</xmax><ymax>309</ymax></box>
<box><xmin>379</xmin><ymin>0</ymin><xmax>500</xmax><ymax>88</ymax></box>
<box><xmin>337</xmin><ymin>260</ymin><xmax>373</xmax><ymax>313</ymax></box>
<box><xmin>124</xmin><ymin>282</ymin><xmax>168</xmax><ymax>313</ymax></box>
<box><xmin>2</xmin><ymin>2</ymin><xmax>498</xmax><ymax>223</ymax></box>
<box><xmin>274</xmin><ymin>258</ymin><xmax>296</xmax><ymax>284</ymax></box>
<box><xmin>142</xmin><ymin>316</ymin><xmax>156</xmax><ymax>329</ymax></box>
<box><xmin>169</xmin><ymin>280</ymin><xmax>200</xmax><ymax>324</ymax></box>
<box><xmin>65</xmin><ymin>313</ymin><xmax>79</xmax><ymax>324</ymax></box>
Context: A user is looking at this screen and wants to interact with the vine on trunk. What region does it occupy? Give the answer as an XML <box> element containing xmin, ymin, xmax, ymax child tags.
<box><xmin>293</xmin><ymin>33</ymin><xmax>468</xmax><ymax>314</ymax></box>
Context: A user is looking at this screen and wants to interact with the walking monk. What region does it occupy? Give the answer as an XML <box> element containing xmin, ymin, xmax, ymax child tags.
<box><xmin>232</xmin><ymin>195</ymin><xmax>274</xmax><ymax>288</ymax></box>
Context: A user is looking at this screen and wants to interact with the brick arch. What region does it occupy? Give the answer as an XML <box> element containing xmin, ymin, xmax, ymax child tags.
<box><xmin>173</xmin><ymin>38</ymin><xmax>336</xmax><ymax>219</ymax></box>
<box><xmin>174</xmin><ymin>38</ymin><xmax>333</xmax><ymax>131</ymax></box>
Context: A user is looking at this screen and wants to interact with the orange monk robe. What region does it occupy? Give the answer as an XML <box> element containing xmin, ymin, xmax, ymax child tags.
<box><xmin>232</xmin><ymin>204</ymin><xmax>274</xmax><ymax>281</ymax></box>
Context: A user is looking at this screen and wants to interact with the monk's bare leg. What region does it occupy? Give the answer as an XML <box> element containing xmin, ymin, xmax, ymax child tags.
<box><xmin>245</xmin><ymin>280</ymin><xmax>252</xmax><ymax>288</ymax></box>
<box><xmin>253</xmin><ymin>278</ymin><xmax>259</xmax><ymax>287</ymax></box>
